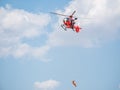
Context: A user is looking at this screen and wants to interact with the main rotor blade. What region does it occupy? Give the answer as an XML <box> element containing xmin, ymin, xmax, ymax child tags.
<box><xmin>50</xmin><ymin>12</ymin><xmax>68</xmax><ymax>16</ymax></box>
<box><xmin>71</xmin><ymin>11</ymin><xmax>76</xmax><ymax>16</ymax></box>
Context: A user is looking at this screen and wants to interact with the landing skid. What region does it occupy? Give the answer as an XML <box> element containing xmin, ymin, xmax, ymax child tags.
<box><xmin>61</xmin><ymin>24</ymin><xmax>67</xmax><ymax>31</ymax></box>
<box><xmin>61</xmin><ymin>24</ymin><xmax>79</xmax><ymax>33</ymax></box>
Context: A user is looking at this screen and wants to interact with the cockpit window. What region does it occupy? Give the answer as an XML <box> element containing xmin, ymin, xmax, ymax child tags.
<box><xmin>63</xmin><ymin>18</ymin><xmax>69</xmax><ymax>22</ymax></box>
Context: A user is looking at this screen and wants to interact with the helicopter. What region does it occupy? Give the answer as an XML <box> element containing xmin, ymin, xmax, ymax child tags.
<box><xmin>50</xmin><ymin>11</ymin><xmax>82</xmax><ymax>33</ymax></box>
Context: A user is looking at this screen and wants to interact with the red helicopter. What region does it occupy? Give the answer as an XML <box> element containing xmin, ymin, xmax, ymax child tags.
<box><xmin>50</xmin><ymin>11</ymin><xmax>82</xmax><ymax>33</ymax></box>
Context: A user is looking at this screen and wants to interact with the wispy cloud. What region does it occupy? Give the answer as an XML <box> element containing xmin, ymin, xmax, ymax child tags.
<box><xmin>0</xmin><ymin>5</ymin><xmax>51</xmax><ymax>60</ymax></box>
<box><xmin>48</xmin><ymin>0</ymin><xmax>120</xmax><ymax>48</ymax></box>
<box><xmin>119</xmin><ymin>83</ymin><xmax>120</xmax><ymax>89</ymax></box>
<box><xmin>34</xmin><ymin>80</ymin><xmax>60</xmax><ymax>90</ymax></box>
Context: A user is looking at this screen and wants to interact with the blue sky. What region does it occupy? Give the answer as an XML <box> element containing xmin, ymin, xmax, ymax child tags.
<box><xmin>0</xmin><ymin>0</ymin><xmax>120</xmax><ymax>90</ymax></box>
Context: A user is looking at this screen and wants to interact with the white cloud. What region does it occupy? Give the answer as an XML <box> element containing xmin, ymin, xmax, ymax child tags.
<box><xmin>12</xmin><ymin>43</ymin><xmax>30</xmax><ymax>58</ymax></box>
<box><xmin>0</xmin><ymin>5</ymin><xmax>51</xmax><ymax>60</ymax></box>
<box><xmin>34</xmin><ymin>80</ymin><xmax>60</xmax><ymax>90</ymax></box>
<box><xmin>48</xmin><ymin>0</ymin><xmax>120</xmax><ymax>48</ymax></box>
<box><xmin>0</xmin><ymin>0</ymin><xmax>120</xmax><ymax>60</ymax></box>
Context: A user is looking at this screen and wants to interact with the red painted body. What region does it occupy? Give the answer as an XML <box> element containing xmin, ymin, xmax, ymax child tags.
<box><xmin>63</xmin><ymin>20</ymin><xmax>81</xmax><ymax>33</ymax></box>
